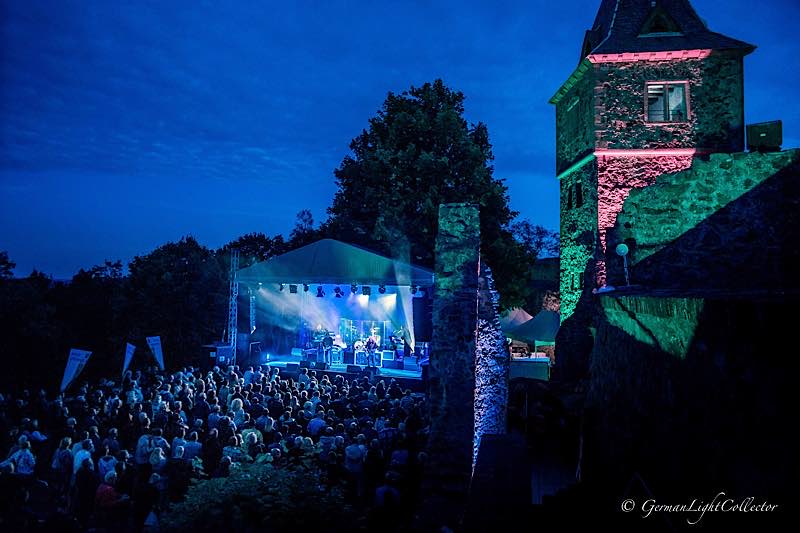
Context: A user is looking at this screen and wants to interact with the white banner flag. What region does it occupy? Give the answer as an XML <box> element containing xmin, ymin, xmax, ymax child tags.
<box><xmin>146</xmin><ymin>336</ymin><xmax>165</xmax><ymax>370</ymax></box>
<box><xmin>122</xmin><ymin>343</ymin><xmax>136</xmax><ymax>376</ymax></box>
<box><xmin>60</xmin><ymin>349</ymin><xmax>92</xmax><ymax>392</ymax></box>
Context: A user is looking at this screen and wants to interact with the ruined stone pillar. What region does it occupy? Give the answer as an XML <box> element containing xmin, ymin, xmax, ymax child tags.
<box><xmin>419</xmin><ymin>203</ymin><xmax>480</xmax><ymax>530</ymax></box>
<box><xmin>474</xmin><ymin>264</ymin><xmax>509</xmax><ymax>463</ymax></box>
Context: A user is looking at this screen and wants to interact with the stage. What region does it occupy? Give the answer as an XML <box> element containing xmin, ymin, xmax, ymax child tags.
<box><xmin>256</xmin><ymin>352</ymin><xmax>423</xmax><ymax>381</ymax></box>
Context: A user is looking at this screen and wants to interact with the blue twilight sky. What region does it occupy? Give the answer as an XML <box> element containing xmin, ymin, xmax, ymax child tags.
<box><xmin>1</xmin><ymin>0</ymin><xmax>798</xmax><ymax>278</ymax></box>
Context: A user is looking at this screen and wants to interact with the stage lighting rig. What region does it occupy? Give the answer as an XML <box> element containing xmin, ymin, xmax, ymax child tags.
<box><xmin>316</xmin><ymin>286</ymin><xmax>325</xmax><ymax>298</ymax></box>
<box><xmin>378</xmin><ymin>285</ymin><xmax>386</xmax><ymax>294</ymax></box>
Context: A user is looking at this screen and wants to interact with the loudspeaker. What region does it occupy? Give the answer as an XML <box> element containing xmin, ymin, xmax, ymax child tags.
<box><xmin>747</xmin><ymin>120</ymin><xmax>782</xmax><ymax>152</ymax></box>
<box><xmin>383</xmin><ymin>360</ymin><xmax>403</xmax><ymax>370</ymax></box>
<box><xmin>286</xmin><ymin>363</ymin><xmax>299</xmax><ymax>372</ymax></box>
<box><xmin>346</xmin><ymin>365</ymin><xmax>362</xmax><ymax>374</ymax></box>
<box><xmin>413</xmin><ymin>294</ymin><xmax>433</xmax><ymax>342</ymax></box>
<box><xmin>343</xmin><ymin>350</ymin><xmax>354</xmax><ymax>364</ymax></box>
<box><xmin>314</xmin><ymin>361</ymin><xmax>328</xmax><ymax>370</ymax></box>
<box><xmin>299</xmin><ymin>360</ymin><xmax>310</xmax><ymax>368</ymax></box>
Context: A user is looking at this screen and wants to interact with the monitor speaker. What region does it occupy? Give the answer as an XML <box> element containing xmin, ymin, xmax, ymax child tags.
<box><xmin>346</xmin><ymin>365</ymin><xmax>362</xmax><ymax>374</ymax></box>
<box><xmin>314</xmin><ymin>362</ymin><xmax>328</xmax><ymax>370</ymax></box>
<box><xmin>299</xmin><ymin>360</ymin><xmax>310</xmax><ymax>368</ymax></box>
<box><xmin>286</xmin><ymin>363</ymin><xmax>299</xmax><ymax>372</ymax></box>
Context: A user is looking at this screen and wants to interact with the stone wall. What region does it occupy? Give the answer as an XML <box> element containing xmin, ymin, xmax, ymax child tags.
<box><xmin>584</xmin><ymin>292</ymin><xmax>795</xmax><ymax>501</ymax></box>
<box><xmin>474</xmin><ymin>264</ymin><xmax>509</xmax><ymax>464</ymax></box>
<box><xmin>556</xmin><ymin>66</ymin><xmax>595</xmax><ymax>173</ymax></box>
<box><xmin>419</xmin><ymin>203</ymin><xmax>480</xmax><ymax>530</ymax></box>
<box><xmin>596</xmin><ymin>153</ymin><xmax>694</xmax><ymax>286</ymax></box>
<box><xmin>560</xmin><ymin>160</ymin><xmax>598</xmax><ymax>321</ymax></box>
<box><xmin>607</xmin><ymin>149</ymin><xmax>800</xmax><ymax>290</ymax></box>
<box><xmin>594</xmin><ymin>52</ymin><xmax>745</xmax><ymax>152</ymax></box>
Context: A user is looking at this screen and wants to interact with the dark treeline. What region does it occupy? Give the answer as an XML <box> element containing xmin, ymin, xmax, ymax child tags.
<box><xmin>0</xmin><ymin>235</ymin><xmax>274</xmax><ymax>392</ymax></box>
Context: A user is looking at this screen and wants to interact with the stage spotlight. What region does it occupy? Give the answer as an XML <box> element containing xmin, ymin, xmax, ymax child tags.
<box><xmin>279</xmin><ymin>284</ymin><xmax>285</xmax><ymax>291</ymax></box>
<box><xmin>410</xmin><ymin>285</ymin><xmax>418</xmax><ymax>295</ymax></box>
<box><xmin>334</xmin><ymin>286</ymin><xmax>343</xmax><ymax>298</ymax></box>
<box><xmin>303</xmin><ymin>284</ymin><xmax>309</xmax><ymax>292</ymax></box>
<box><xmin>316</xmin><ymin>286</ymin><xmax>325</xmax><ymax>298</ymax></box>
<box><xmin>362</xmin><ymin>285</ymin><xmax>371</xmax><ymax>296</ymax></box>
<box><xmin>350</xmin><ymin>283</ymin><xmax>357</xmax><ymax>294</ymax></box>
<box><xmin>289</xmin><ymin>284</ymin><xmax>298</xmax><ymax>294</ymax></box>
<box><xmin>378</xmin><ymin>285</ymin><xmax>386</xmax><ymax>294</ymax></box>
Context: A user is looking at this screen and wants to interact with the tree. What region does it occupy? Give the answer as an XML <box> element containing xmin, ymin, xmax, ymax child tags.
<box><xmin>218</xmin><ymin>233</ymin><xmax>287</xmax><ymax>269</ymax></box>
<box><xmin>288</xmin><ymin>209</ymin><xmax>319</xmax><ymax>249</ymax></box>
<box><xmin>512</xmin><ymin>220</ymin><xmax>560</xmax><ymax>259</ymax></box>
<box><xmin>126</xmin><ymin>236</ymin><xmax>227</xmax><ymax>369</ymax></box>
<box><xmin>0</xmin><ymin>251</ymin><xmax>15</xmax><ymax>280</ymax></box>
<box><xmin>323</xmin><ymin>79</ymin><xmax>534</xmax><ymax>308</ymax></box>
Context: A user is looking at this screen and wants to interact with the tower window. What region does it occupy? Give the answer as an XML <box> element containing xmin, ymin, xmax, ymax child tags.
<box><xmin>646</xmin><ymin>82</ymin><xmax>688</xmax><ymax>123</ymax></box>
<box><xmin>566</xmin><ymin>186</ymin><xmax>573</xmax><ymax>210</ymax></box>
<box><xmin>575</xmin><ymin>182</ymin><xmax>584</xmax><ymax>208</ymax></box>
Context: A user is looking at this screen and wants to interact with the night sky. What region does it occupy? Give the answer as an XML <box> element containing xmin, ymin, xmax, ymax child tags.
<box><xmin>2</xmin><ymin>0</ymin><xmax>798</xmax><ymax>279</ymax></box>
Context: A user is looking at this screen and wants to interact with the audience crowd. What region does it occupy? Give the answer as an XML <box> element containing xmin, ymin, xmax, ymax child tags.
<box><xmin>0</xmin><ymin>364</ymin><xmax>429</xmax><ymax>531</ymax></box>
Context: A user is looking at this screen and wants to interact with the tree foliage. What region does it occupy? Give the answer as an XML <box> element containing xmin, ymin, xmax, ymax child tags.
<box><xmin>125</xmin><ymin>236</ymin><xmax>227</xmax><ymax>369</ymax></box>
<box><xmin>0</xmin><ymin>251</ymin><xmax>15</xmax><ymax>280</ymax></box>
<box><xmin>512</xmin><ymin>220</ymin><xmax>560</xmax><ymax>259</ymax></box>
<box><xmin>323</xmin><ymin>79</ymin><xmax>535</xmax><ymax>308</ymax></box>
<box><xmin>161</xmin><ymin>463</ymin><xmax>359</xmax><ymax>532</ymax></box>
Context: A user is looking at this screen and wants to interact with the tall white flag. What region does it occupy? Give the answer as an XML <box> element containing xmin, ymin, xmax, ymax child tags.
<box><xmin>146</xmin><ymin>336</ymin><xmax>165</xmax><ymax>370</ymax></box>
<box><xmin>60</xmin><ymin>349</ymin><xmax>92</xmax><ymax>392</ymax></box>
<box><xmin>122</xmin><ymin>343</ymin><xmax>136</xmax><ymax>376</ymax></box>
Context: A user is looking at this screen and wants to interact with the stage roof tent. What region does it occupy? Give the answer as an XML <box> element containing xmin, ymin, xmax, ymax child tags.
<box><xmin>237</xmin><ymin>239</ymin><xmax>434</xmax><ymax>287</ymax></box>
<box><xmin>507</xmin><ymin>310</ymin><xmax>560</xmax><ymax>344</ymax></box>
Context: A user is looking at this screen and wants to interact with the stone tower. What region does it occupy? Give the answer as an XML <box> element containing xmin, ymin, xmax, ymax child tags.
<box><xmin>550</xmin><ymin>0</ymin><xmax>754</xmax><ymax>320</ymax></box>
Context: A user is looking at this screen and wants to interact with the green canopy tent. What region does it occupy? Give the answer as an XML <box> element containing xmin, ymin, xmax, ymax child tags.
<box><xmin>507</xmin><ymin>310</ymin><xmax>560</xmax><ymax>352</ymax></box>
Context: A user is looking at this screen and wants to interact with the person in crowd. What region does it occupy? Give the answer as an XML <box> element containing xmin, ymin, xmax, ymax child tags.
<box><xmin>95</xmin><ymin>471</ymin><xmax>128</xmax><ymax>527</ymax></box>
<box><xmin>97</xmin><ymin>444</ymin><xmax>118</xmax><ymax>481</ymax></box>
<box><xmin>344</xmin><ymin>434</ymin><xmax>367</xmax><ymax>500</ymax></box>
<box><xmin>72</xmin><ymin>457</ymin><xmax>97</xmax><ymax>528</ymax></box>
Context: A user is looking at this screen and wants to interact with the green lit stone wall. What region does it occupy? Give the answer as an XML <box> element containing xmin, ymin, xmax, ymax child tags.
<box><xmin>559</xmin><ymin>159</ymin><xmax>598</xmax><ymax>321</ymax></box>
<box><xmin>607</xmin><ymin>149</ymin><xmax>800</xmax><ymax>289</ymax></box>
<box><xmin>595</xmin><ymin>53</ymin><xmax>745</xmax><ymax>152</ymax></box>
<box><xmin>585</xmin><ymin>292</ymin><xmax>794</xmax><ymax>499</ymax></box>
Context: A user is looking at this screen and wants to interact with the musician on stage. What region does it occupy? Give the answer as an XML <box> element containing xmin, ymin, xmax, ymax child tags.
<box><xmin>365</xmin><ymin>335</ymin><xmax>378</xmax><ymax>368</ymax></box>
<box><xmin>322</xmin><ymin>334</ymin><xmax>334</xmax><ymax>366</ymax></box>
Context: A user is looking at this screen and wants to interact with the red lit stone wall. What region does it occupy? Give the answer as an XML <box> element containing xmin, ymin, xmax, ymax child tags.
<box><xmin>594</xmin><ymin>53</ymin><xmax>745</xmax><ymax>152</ymax></box>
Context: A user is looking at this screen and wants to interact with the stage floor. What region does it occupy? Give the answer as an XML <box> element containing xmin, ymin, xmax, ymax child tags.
<box><xmin>258</xmin><ymin>353</ymin><xmax>422</xmax><ymax>380</ymax></box>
